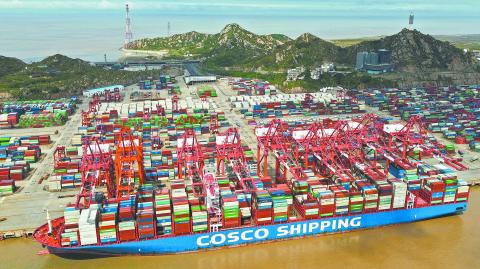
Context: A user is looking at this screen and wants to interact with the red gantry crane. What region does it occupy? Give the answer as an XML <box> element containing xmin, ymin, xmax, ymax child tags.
<box><xmin>114</xmin><ymin>127</ymin><xmax>145</xmax><ymax>198</ymax></box>
<box><xmin>76</xmin><ymin>138</ymin><xmax>113</xmax><ymax>208</ymax></box>
<box><xmin>216</xmin><ymin>127</ymin><xmax>257</xmax><ymax>191</ymax></box>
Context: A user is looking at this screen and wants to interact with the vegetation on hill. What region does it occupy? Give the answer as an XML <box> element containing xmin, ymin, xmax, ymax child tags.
<box><xmin>0</xmin><ymin>54</ymin><xmax>176</xmax><ymax>100</ymax></box>
<box><xmin>127</xmin><ymin>24</ymin><xmax>476</xmax><ymax>73</ymax></box>
<box><xmin>0</xmin><ymin>56</ymin><xmax>26</xmax><ymax>78</ymax></box>
<box><xmin>212</xmin><ymin>69</ymin><xmax>397</xmax><ymax>92</ymax></box>
<box><xmin>127</xmin><ymin>23</ymin><xmax>291</xmax><ymax>67</ymax></box>
<box><xmin>344</xmin><ymin>29</ymin><xmax>475</xmax><ymax>70</ymax></box>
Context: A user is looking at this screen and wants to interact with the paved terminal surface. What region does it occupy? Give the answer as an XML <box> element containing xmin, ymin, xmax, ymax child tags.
<box><xmin>1</xmin><ymin>79</ymin><xmax>479</xmax><ymax>235</ymax></box>
<box><xmin>0</xmin><ymin>86</ymin><xmax>135</xmax><ymax>233</ymax></box>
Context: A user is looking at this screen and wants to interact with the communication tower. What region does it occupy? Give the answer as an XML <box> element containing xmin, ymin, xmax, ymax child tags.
<box><xmin>124</xmin><ymin>4</ymin><xmax>133</xmax><ymax>48</ymax></box>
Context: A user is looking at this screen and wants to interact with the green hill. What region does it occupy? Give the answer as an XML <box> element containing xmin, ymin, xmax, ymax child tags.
<box><xmin>0</xmin><ymin>56</ymin><xmax>26</xmax><ymax>78</ymax></box>
<box><xmin>128</xmin><ymin>24</ymin><xmax>476</xmax><ymax>72</ymax></box>
<box><xmin>343</xmin><ymin>29</ymin><xmax>474</xmax><ymax>70</ymax></box>
<box><xmin>127</xmin><ymin>23</ymin><xmax>291</xmax><ymax>67</ymax></box>
<box><xmin>0</xmin><ymin>54</ymin><xmax>174</xmax><ymax>100</ymax></box>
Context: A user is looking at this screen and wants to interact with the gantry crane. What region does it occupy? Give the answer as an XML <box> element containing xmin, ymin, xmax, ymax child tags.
<box><xmin>76</xmin><ymin>138</ymin><xmax>113</xmax><ymax>208</ymax></box>
<box><xmin>216</xmin><ymin>127</ymin><xmax>257</xmax><ymax>191</ymax></box>
<box><xmin>114</xmin><ymin>127</ymin><xmax>145</xmax><ymax>198</ymax></box>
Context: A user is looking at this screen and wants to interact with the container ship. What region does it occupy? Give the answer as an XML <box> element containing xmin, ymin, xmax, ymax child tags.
<box><xmin>33</xmin><ymin>95</ymin><xmax>470</xmax><ymax>257</ymax></box>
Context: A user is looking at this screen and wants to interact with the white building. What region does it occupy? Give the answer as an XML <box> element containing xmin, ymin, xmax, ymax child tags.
<box><xmin>310</xmin><ymin>63</ymin><xmax>335</xmax><ymax>80</ymax></box>
<box><xmin>287</xmin><ymin>66</ymin><xmax>305</xmax><ymax>81</ymax></box>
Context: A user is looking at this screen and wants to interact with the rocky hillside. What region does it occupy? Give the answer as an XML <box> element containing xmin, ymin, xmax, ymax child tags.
<box><xmin>128</xmin><ymin>24</ymin><xmax>476</xmax><ymax>72</ymax></box>
<box><xmin>344</xmin><ymin>29</ymin><xmax>474</xmax><ymax>71</ymax></box>
<box><xmin>249</xmin><ymin>33</ymin><xmax>349</xmax><ymax>70</ymax></box>
<box><xmin>0</xmin><ymin>56</ymin><xmax>26</xmax><ymax>78</ymax></box>
<box><xmin>127</xmin><ymin>23</ymin><xmax>291</xmax><ymax>66</ymax></box>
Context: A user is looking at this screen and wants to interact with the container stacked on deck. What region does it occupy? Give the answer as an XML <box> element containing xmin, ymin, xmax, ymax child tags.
<box><xmin>389</xmin><ymin>178</ymin><xmax>407</xmax><ymax>208</ymax></box>
<box><xmin>171</xmin><ymin>181</ymin><xmax>191</xmax><ymax>235</ymax></box>
<box><xmin>253</xmin><ymin>190</ymin><xmax>273</xmax><ymax>225</ymax></box>
<box><xmin>237</xmin><ymin>191</ymin><xmax>252</xmax><ymax>225</ymax></box>
<box><xmin>456</xmin><ymin>180</ymin><xmax>470</xmax><ymax>202</ymax></box>
<box><xmin>118</xmin><ymin>196</ymin><xmax>136</xmax><ymax>242</ymax></box>
<box><xmin>99</xmin><ymin>203</ymin><xmax>118</xmax><ymax>244</ymax></box>
<box><xmin>221</xmin><ymin>189</ymin><xmax>240</xmax><ymax>228</ymax></box>
<box><xmin>440</xmin><ymin>175</ymin><xmax>458</xmax><ymax>203</ymax></box>
<box><xmin>330</xmin><ymin>185</ymin><xmax>349</xmax><ymax>215</ymax></box>
<box><xmin>293</xmin><ymin>179</ymin><xmax>319</xmax><ymax>220</ymax></box>
<box><xmin>188</xmin><ymin>190</ymin><xmax>208</xmax><ymax>233</ymax></box>
<box><xmin>155</xmin><ymin>189</ymin><xmax>173</xmax><ymax>235</ymax></box>
<box><xmin>61</xmin><ymin>206</ymin><xmax>80</xmax><ymax>247</ymax></box>
<box><xmin>79</xmin><ymin>204</ymin><xmax>99</xmax><ymax>246</ymax></box>
<box><xmin>421</xmin><ymin>178</ymin><xmax>446</xmax><ymax>205</ymax></box>
<box><xmin>349</xmin><ymin>187</ymin><xmax>364</xmax><ymax>214</ymax></box>
<box><xmin>269</xmin><ymin>188</ymin><xmax>290</xmax><ymax>223</ymax></box>
<box><xmin>61</xmin><ymin>229</ymin><xmax>79</xmax><ymax>247</ymax></box>
<box><xmin>355</xmin><ymin>181</ymin><xmax>379</xmax><ymax>212</ymax></box>
<box><xmin>137</xmin><ymin>185</ymin><xmax>155</xmax><ymax>239</ymax></box>
<box><xmin>390</xmin><ymin>163</ymin><xmax>421</xmax><ymax>191</ymax></box>
<box><xmin>315</xmin><ymin>189</ymin><xmax>335</xmax><ymax>217</ymax></box>
<box><xmin>376</xmin><ymin>183</ymin><xmax>393</xmax><ymax>210</ymax></box>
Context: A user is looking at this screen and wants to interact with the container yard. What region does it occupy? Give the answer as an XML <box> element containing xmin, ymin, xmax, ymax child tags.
<box><xmin>0</xmin><ymin>78</ymin><xmax>479</xmax><ymax>260</ymax></box>
<box><xmin>225</xmin><ymin>78</ymin><xmax>277</xmax><ymax>96</ymax></box>
<box><xmin>0</xmin><ymin>98</ymin><xmax>77</xmax><ymax>129</ymax></box>
<box><xmin>353</xmin><ymin>85</ymin><xmax>480</xmax><ymax>150</ymax></box>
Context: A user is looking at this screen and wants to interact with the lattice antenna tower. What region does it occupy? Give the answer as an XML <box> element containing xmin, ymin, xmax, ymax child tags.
<box><xmin>124</xmin><ymin>4</ymin><xmax>133</xmax><ymax>48</ymax></box>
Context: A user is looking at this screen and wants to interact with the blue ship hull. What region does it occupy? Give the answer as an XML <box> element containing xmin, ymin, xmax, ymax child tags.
<box><xmin>48</xmin><ymin>203</ymin><xmax>467</xmax><ymax>257</ymax></box>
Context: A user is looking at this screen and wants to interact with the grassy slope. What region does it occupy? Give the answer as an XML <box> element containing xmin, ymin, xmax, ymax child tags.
<box><xmin>0</xmin><ymin>54</ymin><xmax>174</xmax><ymax>100</ymax></box>
<box><xmin>0</xmin><ymin>56</ymin><xmax>27</xmax><ymax>78</ymax></box>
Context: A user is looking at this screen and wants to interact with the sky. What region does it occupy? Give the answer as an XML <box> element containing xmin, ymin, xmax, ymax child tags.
<box><xmin>0</xmin><ymin>0</ymin><xmax>479</xmax><ymax>62</ymax></box>
<box><xmin>0</xmin><ymin>0</ymin><xmax>478</xmax><ymax>14</ymax></box>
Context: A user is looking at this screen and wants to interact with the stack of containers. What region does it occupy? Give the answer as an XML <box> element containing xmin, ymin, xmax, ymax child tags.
<box><xmin>456</xmin><ymin>180</ymin><xmax>470</xmax><ymax>202</ymax></box>
<box><xmin>171</xmin><ymin>182</ymin><xmax>191</xmax><ymax>235</ymax></box>
<box><xmin>61</xmin><ymin>229</ymin><xmax>79</xmax><ymax>247</ymax></box>
<box><xmin>377</xmin><ymin>183</ymin><xmax>393</xmax><ymax>210</ymax></box>
<box><xmin>154</xmin><ymin>189</ymin><xmax>173</xmax><ymax>236</ymax></box>
<box><xmin>421</xmin><ymin>178</ymin><xmax>446</xmax><ymax>205</ymax></box>
<box><xmin>349</xmin><ymin>187</ymin><xmax>364</xmax><ymax>214</ymax></box>
<box><xmin>0</xmin><ymin>180</ymin><xmax>15</xmax><ymax>195</ymax></box>
<box><xmin>61</xmin><ymin>206</ymin><xmax>80</xmax><ymax>247</ymax></box>
<box><xmin>269</xmin><ymin>188</ymin><xmax>290</xmax><ymax>223</ymax></box>
<box><xmin>389</xmin><ymin>178</ymin><xmax>408</xmax><ymax>209</ymax></box>
<box><xmin>79</xmin><ymin>204</ymin><xmax>99</xmax><ymax>246</ymax></box>
<box><xmin>330</xmin><ymin>185</ymin><xmax>349</xmax><ymax>215</ymax></box>
<box><xmin>99</xmin><ymin>203</ymin><xmax>118</xmax><ymax>244</ymax></box>
<box><xmin>317</xmin><ymin>189</ymin><xmax>335</xmax><ymax>217</ymax></box>
<box><xmin>136</xmin><ymin>185</ymin><xmax>155</xmax><ymax>239</ymax></box>
<box><xmin>18</xmin><ymin>111</ymin><xmax>67</xmax><ymax>128</ymax></box>
<box><xmin>118</xmin><ymin>196</ymin><xmax>136</xmax><ymax>242</ymax></box>
<box><xmin>188</xmin><ymin>191</ymin><xmax>208</xmax><ymax>232</ymax></box>
<box><xmin>441</xmin><ymin>175</ymin><xmax>458</xmax><ymax>203</ymax></box>
<box><xmin>356</xmin><ymin>181</ymin><xmax>378</xmax><ymax>212</ymax></box>
<box><xmin>221</xmin><ymin>189</ymin><xmax>240</xmax><ymax>228</ymax></box>
<box><xmin>293</xmin><ymin>189</ymin><xmax>319</xmax><ymax>220</ymax></box>
<box><xmin>253</xmin><ymin>190</ymin><xmax>273</xmax><ymax>225</ymax></box>
<box><xmin>236</xmin><ymin>191</ymin><xmax>252</xmax><ymax>225</ymax></box>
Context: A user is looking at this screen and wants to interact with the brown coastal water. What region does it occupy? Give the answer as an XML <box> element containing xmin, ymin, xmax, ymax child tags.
<box><xmin>2</xmin><ymin>187</ymin><xmax>479</xmax><ymax>269</ymax></box>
